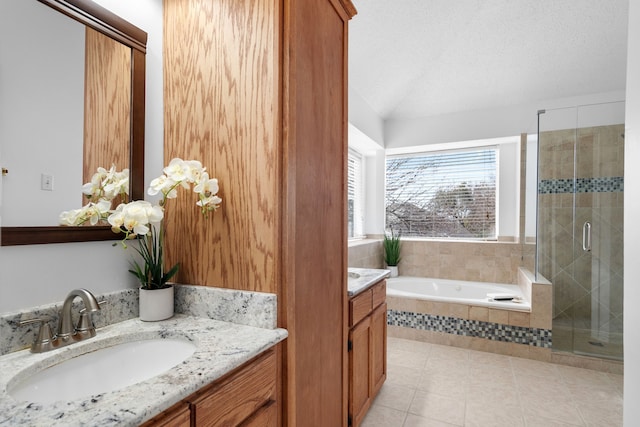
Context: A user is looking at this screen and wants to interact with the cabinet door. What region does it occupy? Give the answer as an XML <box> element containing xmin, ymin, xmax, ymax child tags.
<box><xmin>140</xmin><ymin>402</ymin><xmax>191</xmax><ymax>427</ymax></box>
<box><xmin>239</xmin><ymin>401</ymin><xmax>277</xmax><ymax>427</ymax></box>
<box><xmin>370</xmin><ymin>302</ymin><xmax>387</xmax><ymax>397</ymax></box>
<box><xmin>349</xmin><ymin>316</ymin><xmax>371</xmax><ymax>427</ymax></box>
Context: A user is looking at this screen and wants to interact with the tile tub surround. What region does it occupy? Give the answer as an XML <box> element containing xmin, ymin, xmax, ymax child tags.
<box><xmin>387</xmin><ymin>297</ymin><xmax>551</xmax><ymax>348</ymax></box>
<box><xmin>348</xmin><ymin>238</ymin><xmax>384</xmax><ymax>269</ymax></box>
<box><xmin>0</xmin><ymin>284</ymin><xmax>279</xmax><ymax>356</ymax></box>
<box><xmin>386</xmin><ymin>267</ymin><xmax>557</xmax><ymax>363</ymax></box>
<box><xmin>398</xmin><ymin>239</ymin><xmax>535</xmax><ymax>285</ymax></box>
<box><xmin>0</xmin><ymin>315</ymin><xmax>288</xmax><ymax>426</ymax></box>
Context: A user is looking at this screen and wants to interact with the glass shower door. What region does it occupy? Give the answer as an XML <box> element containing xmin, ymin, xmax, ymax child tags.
<box><xmin>538</xmin><ymin>102</ymin><xmax>624</xmax><ymax>360</ymax></box>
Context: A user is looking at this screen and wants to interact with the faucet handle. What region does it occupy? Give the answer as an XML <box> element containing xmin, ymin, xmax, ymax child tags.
<box><xmin>76</xmin><ymin>300</ymin><xmax>106</xmax><ymax>339</ymax></box>
<box><xmin>78</xmin><ymin>299</ymin><xmax>107</xmax><ymax>314</ymax></box>
<box><xmin>19</xmin><ymin>317</ymin><xmax>57</xmax><ymax>353</ymax></box>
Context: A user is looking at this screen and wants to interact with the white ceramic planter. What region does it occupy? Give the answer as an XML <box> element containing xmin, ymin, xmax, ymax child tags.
<box><xmin>139</xmin><ymin>286</ymin><xmax>174</xmax><ymax>321</ymax></box>
<box><xmin>388</xmin><ymin>265</ymin><xmax>398</xmax><ymax>277</ymax></box>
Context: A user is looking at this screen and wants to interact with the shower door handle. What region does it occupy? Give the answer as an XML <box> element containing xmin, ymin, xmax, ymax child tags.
<box><xmin>583</xmin><ymin>222</ymin><xmax>592</xmax><ymax>252</ymax></box>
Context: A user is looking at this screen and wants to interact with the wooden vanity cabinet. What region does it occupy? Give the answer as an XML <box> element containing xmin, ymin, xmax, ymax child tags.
<box><xmin>143</xmin><ymin>403</ymin><xmax>191</xmax><ymax>427</ymax></box>
<box><xmin>163</xmin><ymin>0</ymin><xmax>356</xmax><ymax>424</ymax></box>
<box><xmin>348</xmin><ymin>280</ymin><xmax>387</xmax><ymax>427</ymax></box>
<box><xmin>142</xmin><ymin>349</ymin><xmax>277</xmax><ymax>427</ymax></box>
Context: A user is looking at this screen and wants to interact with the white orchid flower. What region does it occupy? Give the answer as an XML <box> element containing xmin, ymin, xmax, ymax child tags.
<box><xmin>59</xmin><ymin>208</ymin><xmax>83</xmax><ymax>226</ymax></box>
<box><xmin>184</xmin><ymin>160</ymin><xmax>205</xmax><ymax>184</ymax></box>
<box><xmin>162</xmin><ymin>158</ymin><xmax>191</xmax><ymax>184</ymax></box>
<box><xmin>196</xmin><ymin>195</ymin><xmax>222</xmax><ymax>211</ymax></box>
<box><xmin>148</xmin><ymin>174</ymin><xmax>179</xmax><ymax>199</ymax></box>
<box><xmin>87</xmin><ymin>199</ymin><xmax>113</xmax><ymax>225</ymax></box>
<box><xmin>108</xmin><ymin>200</ymin><xmax>164</xmax><ymax>237</ymax></box>
<box><xmin>193</xmin><ymin>173</ymin><xmax>219</xmax><ymax>196</ymax></box>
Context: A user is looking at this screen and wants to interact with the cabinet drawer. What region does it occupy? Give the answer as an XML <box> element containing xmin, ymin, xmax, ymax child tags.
<box><xmin>371</xmin><ymin>280</ymin><xmax>386</xmax><ymax>309</ymax></box>
<box><xmin>192</xmin><ymin>350</ymin><xmax>276</xmax><ymax>427</ymax></box>
<box><xmin>350</xmin><ymin>288</ymin><xmax>372</xmax><ymax>327</ymax></box>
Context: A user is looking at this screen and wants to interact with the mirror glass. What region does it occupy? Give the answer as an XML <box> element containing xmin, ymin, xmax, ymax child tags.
<box><xmin>0</xmin><ymin>0</ymin><xmax>130</xmax><ymax>226</ymax></box>
<box><xmin>0</xmin><ymin>0</ymin><xmax>146</xmax><ymax>245</ymax></box>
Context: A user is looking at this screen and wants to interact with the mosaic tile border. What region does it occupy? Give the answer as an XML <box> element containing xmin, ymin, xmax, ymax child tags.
<box><xmin>387</xmin><ymin>309</ymin><xmax>552</xmax><ymax>348</ymax></box>
<box><xmin>538</xmin><ymin>177</ymin><xmax>623</xmax><ymax>194</ymax></box>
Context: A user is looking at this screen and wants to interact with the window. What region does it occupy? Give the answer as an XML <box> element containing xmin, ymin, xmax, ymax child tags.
<box><xmin>348</xmin><ymin>149</ymin><xmax>364</xmax><ymax>238</ymax></box>
<box><xmin>385</xmin><ymin>148</ymin><xmax>497</xmax><ymax>239</ymax></box>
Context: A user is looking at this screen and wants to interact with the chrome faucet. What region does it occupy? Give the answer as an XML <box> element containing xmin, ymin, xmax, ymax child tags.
<box><xmin>19</xmin><ymin>288</ymin><xmax>103</xmax><ymax>353</ymax></box>
<box><xmin>58</xmin><ymin>288</ymin><xmax>101</xmax><ymax>341</ymax></box>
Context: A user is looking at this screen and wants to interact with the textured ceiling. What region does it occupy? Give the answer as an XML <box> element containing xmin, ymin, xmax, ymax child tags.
<box><xmin>349</xmin><ymin>0</ymin><xmax>629</xmax><ymax>121</ymax></box>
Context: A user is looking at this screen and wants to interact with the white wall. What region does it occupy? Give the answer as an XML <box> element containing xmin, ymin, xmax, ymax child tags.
<box><xmin>349</xmin><ymin>88</ymin><xmax>385</xmax><ymax>146</ymax></box>
<box><xmin>0</xmin><ymin>0</ymin><xmax>85</xmax><ymax>226</ymax></box>
<box><xmin>364</xmin><ymin>150</ymin><xmax>386</xmax><ymax>235</ymax></box>
<box><xmin>0</xmin><ymin>0</ymin><xmax>163</xmax><ymax>313</ymax></box>
<box><xmin>384</xmin><ymin>91</ymin><xmax>626</xmax><ymax>149</ymax></box>
<box><xmin>497</xmin><ymin>141</ymin><xmax>520</xmax><ymax>239</ymax></box>
<box><xmin>623</xmin><ymin>0</ymin><xmax>639</xmax><ymax>424</ymax></box>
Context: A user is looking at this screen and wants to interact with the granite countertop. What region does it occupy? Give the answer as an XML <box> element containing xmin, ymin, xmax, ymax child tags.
<box><xmin>0</xmin><ymin>314</ymin><xmax>287</xmax><ymax>426</ymax></box>
<box><xmin>347</xmin><ymin>267</ymin><xmax>390</xmax><ymax>296</ymax></box>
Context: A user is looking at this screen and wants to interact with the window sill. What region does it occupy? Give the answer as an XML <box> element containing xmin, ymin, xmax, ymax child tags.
<box><xmin>348</xmin><ymin>237</ymin><xmax>381</xmax><ymax>248</ymax></box>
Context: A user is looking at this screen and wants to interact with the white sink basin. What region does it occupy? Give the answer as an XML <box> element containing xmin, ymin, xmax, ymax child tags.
<box><xmin>348</xmin><ymin>272</ymin><xmax>361</xmax><ymax>279</ymax></box>
<box><xmin>8</xmin><ymin>338</ymin><xmax>196</xmax><ymax>404</ymax></box>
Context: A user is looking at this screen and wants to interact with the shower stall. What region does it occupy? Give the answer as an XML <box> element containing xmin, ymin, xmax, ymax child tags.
<box><xmin>536</xmin><ymin>101</ymin><xmax>624</xmax><ymax>361</ymax></box>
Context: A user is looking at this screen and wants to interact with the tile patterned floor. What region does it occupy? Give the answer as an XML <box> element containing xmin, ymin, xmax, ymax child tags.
<box><xmin>361</xmin><ymin>337</ymin><xmax>623</xmax><ymax>427</ymax></box>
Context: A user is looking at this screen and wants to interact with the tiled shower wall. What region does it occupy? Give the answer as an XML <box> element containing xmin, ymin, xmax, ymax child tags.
<box><xmin>348</xmin><ymin>238</ymin><xmax>535</xmax><ymax>285</ymax></box>
<box><xmin>538</xmin><ymin>124</ymin><xmax>624</xmax><ymax>355</ymax></box>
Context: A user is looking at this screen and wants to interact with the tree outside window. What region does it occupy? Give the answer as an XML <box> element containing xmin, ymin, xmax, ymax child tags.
<box><xmin>385</xmin><ymin>148</ymin><xmax>496</xmax><ymax>239</ymax></box>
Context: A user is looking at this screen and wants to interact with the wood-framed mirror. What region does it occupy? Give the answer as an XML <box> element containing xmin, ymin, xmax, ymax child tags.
<box><xmin>0</xmin><ymin>0</ymin><xmax>146</xmax><ymax>246</ymax></box>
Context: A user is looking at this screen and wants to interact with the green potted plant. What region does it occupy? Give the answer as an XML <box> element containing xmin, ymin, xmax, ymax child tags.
<box><xmin>383</xmin><ymin>229</ymin><xmax>401</xmax><ymax>277</ymax></box>
<box><xmin>60</xmin><ymin>158</ymin><xmax>222</xmax><ymax>321</ymax></box>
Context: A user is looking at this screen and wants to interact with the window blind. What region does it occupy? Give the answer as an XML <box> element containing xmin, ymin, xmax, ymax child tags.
<box><xmin>385</xmin><ymin>148</ymin><xmax>497</xmax><ymax>239</ymax></box>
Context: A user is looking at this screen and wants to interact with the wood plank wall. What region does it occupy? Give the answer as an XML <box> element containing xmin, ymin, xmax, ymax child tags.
<box><xmin>83</xmin><ymin>27</ymin><xmax>131</xmax><ymax>195</ymax></box>
<box><xmin>163</xmin><ymin>0</ymin><xmax>280</xmax><ymax>292</ymax></box>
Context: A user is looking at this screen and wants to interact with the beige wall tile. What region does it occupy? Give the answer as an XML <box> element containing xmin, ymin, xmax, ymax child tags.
<box><xmin>469</xmin><ymin>337</ymin><xmax>489</xmax><ymax>353</ymax></box>
<box><xmin>348</xmin><ymin>240</ymin><xmax>384</xmax><ymax>268</ymax></box>
<box><xmin>530</xmin><ymin>283</ymin><xmax>552</xmax><ymax>329</ymax></box>
<box><xmin>486</xmin><ymin>339</ymin><xmax>512</xmax><ymax>356</ymax></box>
<box><xmin>527</xmin><ymin>346</ymin><xmax>551</xmax><ymax>363</ymax></box>
<box><xmin>469</xmin><ymin>306</ymin><xmax>489</xmax><ymax>322</ymax></box>
<box><xmin>430</xmin><ymin>301</ymin><xmax>449</xmax><ymax>316</ymax></box>
<box><xmin>510</xmin><ymin>343</ymin><xmax>530</xmax><ymax>359</ymax></box>
<box><xmin>508</xmin><ymin>311</ymin><xmax>530</xmax><ymax>327</ymax></box>
<box><xmin>448</xmin><ymin>303</ymin><xmax>469</xmax><ymax>320</ymax></box>
<box><xmin>415</xmin><ymin>300</ymin><xmax>434</xmax><ymax>315</ymax></box>
<box><xmin>489</xmin><ymin>309</ymin><xmax>509</xmax><ymax>324</ymax></box>
<box><xmin>447</xmin><ymin>334</ymin><xmax>473</xmax><ymax>349</ymax></box>
<box><xmin>398</xmin><ymin>240</ymin><xmax>526</xmax><ymax>284</ymax></box>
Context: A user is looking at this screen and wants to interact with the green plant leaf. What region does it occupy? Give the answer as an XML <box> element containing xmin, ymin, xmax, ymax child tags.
<box><xmin>162</xmin><ymin>262</ymin><xmax>180</xmax><ymax>285</ymax></box>
<box><xmin>383</xmin><ymin>229</ymin><xmax>402</xmax><ymax>266</ymax></box>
